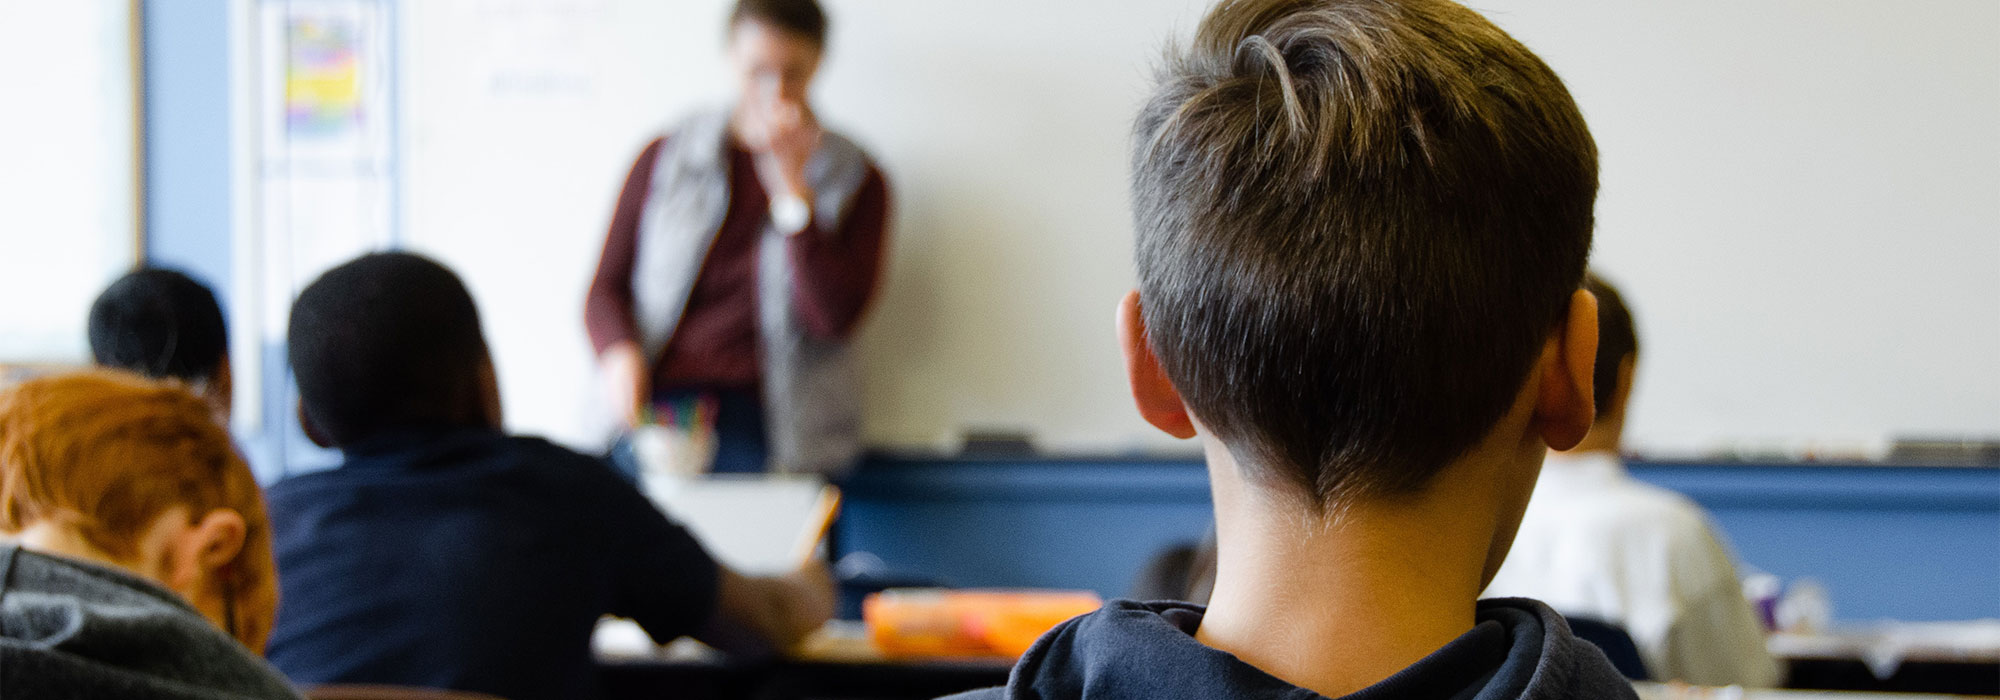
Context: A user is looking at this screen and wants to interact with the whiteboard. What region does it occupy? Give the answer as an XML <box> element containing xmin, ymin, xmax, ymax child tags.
<box><xmin>0</xmin><ymin>1</ymin><xmax>139</xmax><ymax>363</ymax></box>
<box><xmin>399</xmin><ymin>0</ymin><xmax>2000</xmax><ymax>458</ymax></box>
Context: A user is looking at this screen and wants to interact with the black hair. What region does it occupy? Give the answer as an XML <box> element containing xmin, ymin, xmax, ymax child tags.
<box><xmin>1585</xmin><ymin>273</ymin><xmax>1638</xmax><ymax>420</ymax></box>
<box><xmin>730</xmin><ymin>0</ymin><xmax>828</xmax><ymax>46</ymax></box>
<box><xmin>88</xmin><ymin>268</ymin><xmax>229</xmax><ymax>384</ymax></box>
<box><xmin>1131</xmin><ymin>0</ymin><xmax>1598</xmax><ymax>504</ymax></box>
<box><xmin>288</xmin><ymin>252</ymin><xmax>490</xmax><ymax>446</ymax></box>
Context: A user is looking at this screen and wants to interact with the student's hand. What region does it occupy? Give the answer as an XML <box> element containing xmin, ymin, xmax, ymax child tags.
<box><xmin>776</xmin><ymin>558</ymin><xmax>838</xmax><ymax>644</ymax></box>
<box><xmin>601</xmin><ymin>341</ymin><xmax>649</xmax><ymax>427</ymax></box>
<box><xmin>708</xmin><ymin>562</ymin><xmax>837</xmax><ymax>655</ymax></box>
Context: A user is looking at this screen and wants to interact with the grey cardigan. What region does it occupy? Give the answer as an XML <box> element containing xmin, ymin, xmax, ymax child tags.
<box><xmin>632</xmin><ymin>107</ymin><xmax>874</xmax><ymax>476</ymax></box>
<box><xmin>0</xmin><ymin>545</ymin><xmax>302</xmax><ymax>699</ymax></box>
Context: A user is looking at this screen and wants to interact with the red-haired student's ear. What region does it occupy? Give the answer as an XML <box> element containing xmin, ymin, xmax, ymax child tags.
<box><xmin>1117</xmin><ymin>291</ymin><xmax>1196</xmax><ymax>439</ymax></box>
<box><xmin>1536</xmin><ymin>288</ymin><xmax>1599</xmax><ymax>450</ymax></box>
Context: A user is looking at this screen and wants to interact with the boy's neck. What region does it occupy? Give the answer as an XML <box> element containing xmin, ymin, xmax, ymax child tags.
<box><xmin>1193</xmin><ymin>436</ymin><xmax>1536</xmax><ymax>697</ymax></box>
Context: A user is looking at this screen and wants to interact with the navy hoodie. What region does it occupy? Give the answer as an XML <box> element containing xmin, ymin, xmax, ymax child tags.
<box><xmin>947</xmin><ymin>598</ymin><xmax>1636</xmax><ymax>700</ymax></box>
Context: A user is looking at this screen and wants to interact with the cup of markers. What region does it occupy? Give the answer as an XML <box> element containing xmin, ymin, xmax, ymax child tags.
<box><xmin>631</xmin><ymin>393</ymin><xmax>720</xmax><ymax>480</ymax></box>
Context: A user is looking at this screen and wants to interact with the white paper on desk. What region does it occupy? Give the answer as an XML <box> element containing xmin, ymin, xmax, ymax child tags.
<box><xmin>638</xmin><ymin>474</ymin><xmax>832</xmax><ymax>576</ymax></box>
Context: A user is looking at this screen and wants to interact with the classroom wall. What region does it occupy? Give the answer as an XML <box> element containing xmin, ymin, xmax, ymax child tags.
<box><xmin>836</xmin><ymin>456</ymin><xmax>2000</xmax><ymax>622</ymax></box>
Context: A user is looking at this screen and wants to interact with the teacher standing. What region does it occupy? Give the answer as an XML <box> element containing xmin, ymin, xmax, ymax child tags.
<box><xmin>586</xmin><ymin>0</ymin><xmax>889</xmax><ymax>476</ymax></box>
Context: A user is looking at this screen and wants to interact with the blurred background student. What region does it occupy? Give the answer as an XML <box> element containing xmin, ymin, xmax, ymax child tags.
<box><xmin>88</xmin><ymin>268</ymin><xmax>232</xmax><ymax>425</ymax></box>
<box><xmin>1483</xmin><ymin>273</ymin><xmax>1781</xmax><ymax>687</ymax></box>
<box><xmin>267</xmin><ymin>253</ymin><xmax>833</xmax><ymax>700</ymax></box>
<box><xmin>0</xmin><ymin>371</ymin><xmax>296</xmax><ymax>699</ymax></box>
<box><xmin>586</xmin><ymin>0</ymin><xmax>891</xmax><ymax>476</ymax></box>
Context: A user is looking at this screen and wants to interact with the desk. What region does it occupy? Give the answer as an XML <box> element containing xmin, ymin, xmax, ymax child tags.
<box><xmin>1634</xmin><ymin>682</ymin><xmax>1987</xmax><ymax>699</ymax></box>
<box><xmin>1771</xmin><ymin>622</ymin><xmax>2000</xmax><ymax>695</ymax></box>
<box><xmin>597</xmin><ymin>621</ymin><xmax>1013</xmax><ymax>700</ymax></box>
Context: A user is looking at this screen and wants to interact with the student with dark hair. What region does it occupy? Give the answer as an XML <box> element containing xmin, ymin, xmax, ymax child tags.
<box><xmin>88</xmin><ymin>268</ymin><xmax>232</xmax><ymax>423</ymax></box>
<box><xmin>952</xmin><ymin>0</ymin><xmax>1629</xmax><ymax>698</ymax></box>
<box><xmin>586</xmin><ymin>0</ymin><xmax>890</xmax><ymax>475</ymax></box>
<box><xmin>1485</xmin><ymin>273</ymin><xmax>1781</xmax><ymax>687</ymax></box>
<box><xmin>266</xmin><ymin>252</ymin><xmax>834</xmax><ymax>700</ymax></box>
<box><xmin>0</xmin><ymin>370</ymin><xmax>297</xmax><ymax>699</ymax></box>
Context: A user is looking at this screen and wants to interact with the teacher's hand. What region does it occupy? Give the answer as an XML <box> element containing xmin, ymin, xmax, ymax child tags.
<box><xmin>743</xmin><ymin>99</ymin><xmax>822</xmax><ymax>204</ymax></box>
<box><xmin>601</xmin><ymin>341</ymin><xmax>650</xmax><ymax>428</ymax></box>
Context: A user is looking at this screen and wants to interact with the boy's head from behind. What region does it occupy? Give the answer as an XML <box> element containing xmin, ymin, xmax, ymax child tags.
<box><xmin>88</xmin><ymin>268</ymin><xmax>232</xmax><ymax>420</ymax></box>
<box><xmin>1123</xmin><ymin>0</ymin><xmax>1599</xmax><ymax>508</ymax></box>
<box><xmin>289</xmin><ymin>252</ymin><xmax>500</xmax><ymax>448</ymax></box>
<box><xmin>0</xmin><ymin>370</ymin><xmax>277</xmax><ymax>651</ymax></box>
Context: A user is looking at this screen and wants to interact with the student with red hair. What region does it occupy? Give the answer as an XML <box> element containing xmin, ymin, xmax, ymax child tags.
<box><xmin>0</xmin><ymin>370</ymin><xmax>297</xmax><ymax>698</ymax></box>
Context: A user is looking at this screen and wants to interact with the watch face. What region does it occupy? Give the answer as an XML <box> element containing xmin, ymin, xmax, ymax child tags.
<box><xmin>773</xmin><ymin>194</ymin><xmax>811</xmax><ymax>233</ymax></box>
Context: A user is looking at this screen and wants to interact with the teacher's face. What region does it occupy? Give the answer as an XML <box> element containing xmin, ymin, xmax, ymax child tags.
<box><xmin>728</xmin><ymin>19</ymin><xmax>823</xmax><ymax>115</ymax></box>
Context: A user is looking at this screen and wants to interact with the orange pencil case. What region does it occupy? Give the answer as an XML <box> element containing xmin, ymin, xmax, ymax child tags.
<box><xmin>863</xmin><ymin>589</ymin><xmax>1104</xmax><ymax>659</ymax></box>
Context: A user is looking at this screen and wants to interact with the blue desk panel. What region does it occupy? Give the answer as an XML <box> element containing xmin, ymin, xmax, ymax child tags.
<box><xmin>835</xmin><ymin>456</ymin><xmax>2000</xmax><ymax>621</ymax></box>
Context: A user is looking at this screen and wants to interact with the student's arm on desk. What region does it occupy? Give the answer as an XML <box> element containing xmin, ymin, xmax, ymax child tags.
<box><xmin>694</xmin><ymin>561</ymin><xmax>837</xmax><ymax>657</ymax></box>
<box><xmin>591</xmin><ymin>457</ymin><xmax>833</xmax><ymax>657</ymax></box>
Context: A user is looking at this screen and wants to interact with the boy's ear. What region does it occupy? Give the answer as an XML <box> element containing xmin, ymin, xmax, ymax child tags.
<box><xmin>1117</xmin><ymin>291</ymin><xmax>1196</xmax><ymax>439</ymax></box>
<box><xmin>298</xmin><ymin>403</ymin><xmax>334</xmax><ymax>448</ymax></box>
<box><xmin>163</xmin><ymin>508</ymin><xmax>247</xmax><ymax>593</ymax></box>
<box><xmin>475</xmin><ymin>355</ymin><xmax>505</xmax><ymax>430</ymax></box>
<box><xmin>1535</xmin><ymin>289</ymin><xmax>1598</xmax><ymax>450</ymax></box>
<box><xmin>206</xmin><ymin>357</ymin><xmax>234</xmax><ymax>419</ymax></box>
<box><xmin>188</xmin><ymin>509</ymin><xmax>248</xmax><ymax>572</ymax></box>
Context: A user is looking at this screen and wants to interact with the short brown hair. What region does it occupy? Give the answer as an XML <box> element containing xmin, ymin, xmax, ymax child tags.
<box><xmin>1585</xmin><ymin>273</ymin><xmax>1637</xmax><ymax>420</ymax></box>
<box><xmin>1132</xmin><ymin>0</ymin><xmax>1598</xmax><ymax>503</ymax></box>
<box><xmin>730</xmin><ymin>0</ymin><xmax>827</xmax><ymax>46</ymax></box>
<box><xmin>0</xmin><ymin>370</ymin><xmax>275</xmax><ymax>644</ymax></box>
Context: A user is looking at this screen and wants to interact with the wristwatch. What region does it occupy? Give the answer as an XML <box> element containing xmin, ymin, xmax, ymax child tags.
<box><xmin>771</xmin><ymin>192</ymin><xmax>812</xmax><ymax>235</ymax></box>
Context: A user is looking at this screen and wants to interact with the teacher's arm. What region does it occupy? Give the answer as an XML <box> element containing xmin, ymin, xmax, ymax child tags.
<box><xmin>586</xmin><ymin>137</ymin><xmax>668</xmax><ymax>426</ymax></box>
<box><xmin>786</xmin><ymin>166</ymin><xmax>891</xmax><ymax>340</ymax></box>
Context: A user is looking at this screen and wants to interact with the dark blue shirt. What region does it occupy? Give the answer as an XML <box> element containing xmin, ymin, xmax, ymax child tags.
<box><xmin>265</xmin><ymin>429</ymin><xmax>718</xmax><ymax>700</ymax></box>
<box><xmin>944</xmin><ymin>598</ymin><xmax>1637</xmax><ymax>700</ymax></box>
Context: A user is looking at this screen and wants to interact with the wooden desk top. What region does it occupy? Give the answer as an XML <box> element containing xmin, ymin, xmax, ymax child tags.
<box><xmin>1768</xmin><ymin>622</ymin><xmax>2000</xmax><ymax>666</ymax></box>
<box><xmin>1634</xmin><ymin>682</ymin><xmax>1983</xmax><ymax>699</ymax></box>
<box><xmin>595</xmin><ymin>619</ymin><xmax>1017</xmax><ymax>671</ymax></box>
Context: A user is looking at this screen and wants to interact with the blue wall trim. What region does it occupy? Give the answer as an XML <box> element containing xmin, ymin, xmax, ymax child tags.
<box><xmin>846</xmin><ymin>457</ymin><xmax>1212</xmax><ymax>503</ymax></box>
<box><xmin>847</xmin><ymin>455</ymin><xmax>2000</xmax><ymax>512</ymax></box>
<box><xmin>837</xmin><ymin>455</ymin><xmax>2000</xmax><ymax>621</ymax></box>
<box><xmin>141</xmin><ymin>0</ymin><xmax>233</xmax><ymax>299</ymax></box>
<box><xmin>1634</xmin><ymin>464</ymin><xmax>2000</xmax><ymax>511</ymax></box>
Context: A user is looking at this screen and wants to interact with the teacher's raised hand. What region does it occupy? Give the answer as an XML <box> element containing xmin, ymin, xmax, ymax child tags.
<box><xmin>741</xmin><ymin>97</ymin><xmax>823</xmax><ymax>206</ymax></box>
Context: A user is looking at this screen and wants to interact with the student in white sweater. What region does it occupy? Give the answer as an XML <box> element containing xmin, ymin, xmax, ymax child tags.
<box><xmin>1484</xmin><ymin>273</ymin><xmax>1782</xmax><ymax>688</ymax></box>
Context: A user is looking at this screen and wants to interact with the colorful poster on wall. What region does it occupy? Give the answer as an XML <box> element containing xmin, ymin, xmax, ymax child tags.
<box><xmin>261</xmin><ymin>0</ymin><xmax>388</xmax><ymax>162</ymax></box>
<box><xmin>284</xmin><ymin>14</ymin><xmax>363</xmax><ymax>141</ymax></box>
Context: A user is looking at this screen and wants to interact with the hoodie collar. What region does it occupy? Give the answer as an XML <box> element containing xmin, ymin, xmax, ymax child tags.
<box><xmin>336</xmin><ymin>427</ymin><xmax>506</xmax><ymax>468</ymax></box>
<box><xmin>1002</xmin><ymin>598</ymin><xmax>1632</xmax><ymax>700</ymax></box>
